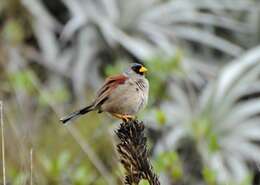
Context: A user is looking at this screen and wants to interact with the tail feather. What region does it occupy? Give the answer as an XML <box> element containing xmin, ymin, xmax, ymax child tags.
<box><xmin>60</xmin><ymin>105</ymin><xmax>94</xmax><ymax>124</ymax></box>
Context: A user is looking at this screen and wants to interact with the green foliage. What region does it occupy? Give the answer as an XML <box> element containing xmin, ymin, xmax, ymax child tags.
<box><xmin>9</xmin><ymin>69</ymin><xmax>35</xmax><ymax>93</ymax></box>
<box><xmin>154</xmin><ymin>151</ymin><xmax>183</xmax><ymax>180</ymax></box>
<box><xmin>2</xmin><ymin>19</ymin><xmax>25</xmax><ymax>44</ymax></box>
<box><xmin>208</xmin><ymin>133</ymin><xmax>220</xmax><ymax>152</ymax></box>
<box><xmin>38</xmin><ymin>86</ymin><xmax>70</xmax><ymax>106</ymax></box>
<box><xmin>192</xmin><ymin>117</ymin><xmax>220</xmax><ymax>153</ymax></box>
<box><xmin>39</xmin><ymin>150</ymin><xmax>102</xmax><ymax>184</ymax></box>
<box><xmin>206</xmin><ymin>173</ymin><xmax>253</xmax><ymax>185</ymax></box>
<box><xmin>0</xmin><ymin>1</ymin><xmax>4</xmax><ymax>13</ymax></box>
<box><xmin>104</xmin><ymin>61</ymin><xmax>128</xmax><ymax>76</ymax></box>
<box><xmin>202</xmin><ymin>166</ymin><xmax>217</xmax><ymax>185</ymax></box>
<box><xmin>146</xmin><ymin>53</ymin><xmax>183</xmax><ymax>104</ymax></box>
<box><xmin>9</xmin><ymin>168</ymin><xmax>29</xmax><ymax>185</ymax></box>
<box><xmin>192</xmin><ymin>117</ymin><xmax>212</xmax><ymax>141</ymax></box>
<box><xmin>72</xmin><ymin>166</ymin><xmax>94</xmax><ymax>185</ymax></box>
<box><xmin>13</xmin><ymin>173</ymin><xmax>28</xmax><ymax>185</ymax></box>
<box><xmin>156</xmin><ymin>110</ymin><xmax>167</xmax><ymax>125</ymax></box>
<box><xmin>40</xmin><ymin>151</ymin><xmax>71</xmax><ymax>177</ymax></box>
<box><xmin>239</xmin><ymin>175</ymin><xmax>253</xmax><ymax>185</ymax></box>
<box><xmin>147</xmin><ymin>52</ymin><xmax>183</xmax><ymax>79</ymax></box>
<box><xmin>139</xmin><ymin>179</ymin><xmax>149</xmax><ymax>185</ymax></box>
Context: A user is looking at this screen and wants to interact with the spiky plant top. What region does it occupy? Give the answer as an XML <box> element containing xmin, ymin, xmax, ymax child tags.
<box><xmin>116</xmin><ymin>120</ymin><xmax>160</xmax><ymax>185</ymax></box>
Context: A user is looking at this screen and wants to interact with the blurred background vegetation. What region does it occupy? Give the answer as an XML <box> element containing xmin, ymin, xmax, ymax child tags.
<box><xmin>1</xmin><ymin>0</ymin><xmax>260</xmax><ymax>185</ymax></box>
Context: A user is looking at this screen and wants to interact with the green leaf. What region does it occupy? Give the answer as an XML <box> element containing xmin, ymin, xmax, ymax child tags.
<box><xmin>154</xmin><ymin>151</ymin><xmax>183</xmax><ymax>180</ymax></box>
<box><xmin>208</xmin><ymin>133</ymin><xmax>220</xmax><ymax>152</ymax></box>
<box><xmin>9</xmin><ymin>70</ymin><xmax>35</xmax><ymax>93</ymax></box>
<box><xmin>38</xmin><ymin>86</ymin><xmax>70</xmax><ymax>106</ymax></box>
<box><xmin>57</xmin><ymin>151</ymin><xmax>70</xmax><ymax>170</ymax></box>
<box><xmin>202</xmin><ymin>166</ymin><xmax>217</xmax><ymax>185</ymax></box>
<box><xmin>156</xmin><ymin>110</ymin><xmax>166</xmax><ymax>125</ymax></box>
<box><xmin>3</xmin><ymin>19</ymin><xmax>25</xmax><ymax>44</ymax></box>
<box><xmin>39</xmin><ymin>154</ymin><xmax>52</xmax><ymax>172</ymax></box>
<box><xmin>73</xmin><ymin>166</ymin><xmax>90</xmax><ymax>185</ymax></box>
<box><xmin>192</xmin><ymin>117</ymin><xmax>211</xmax><ymax>141</ymax></box>
<box><xmin>104</xmin><ymin>62</ymin><xmax>126</xmax><ymax>76</ymax></box>
<box><xmin>145</xmin><ymin>53</ymin><xmax>184</xmax><ymax>104</ymax></box>
<box><xmin>240</xmin><ymin>174</ymin><xmax>253</xmax><ymax>185</ymax></box>
<box><xmin>13</xmin><ymin>172</ymin><xmax>28</xmax><ymax>185</ymax></box>
<box><xmin>171</xmin><ymin>166</ymin><xmax>183</xmax><ymax>180</ymax></box>
<box><xmin>139</xmin><ymin>179</ymin><xmax>149</xmax><ymax>185</ymax></box>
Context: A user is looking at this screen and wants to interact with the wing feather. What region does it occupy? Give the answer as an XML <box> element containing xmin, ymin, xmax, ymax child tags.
<box><xmin>94</xmin><ymin>74</ymin><xmax>128</xmax><ymax>107</ymax></box>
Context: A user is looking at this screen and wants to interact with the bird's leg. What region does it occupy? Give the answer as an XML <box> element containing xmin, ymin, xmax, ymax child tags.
<box><xmin>111</xmin><ymin>113</ymin><xmax>135</xmax><ymax>122</ymax></box>
<box><xmin>122</xmin><ymin>115</ymin><xmax>135</xmax><ymax>122</ymax></box>
<box><xmin>111</xmin><ymin>113</ymin><xmax>122</xmax><ymax>120</ymax></box>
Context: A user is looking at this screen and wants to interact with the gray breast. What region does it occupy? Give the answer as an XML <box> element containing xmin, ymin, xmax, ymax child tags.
<box><xmin>135</xmin><ymin>79</ymin><xmax>146</xmax><ymax>91</ymax></box>
<box><xmin>101</xmin><ymin>77</ymin><xmax>149</xmax><ymax>115</ymax></box>
<box><xmin>133</xmin><ymin>78</ymin><xmax>149</xmax><ymax>112</ymax></box>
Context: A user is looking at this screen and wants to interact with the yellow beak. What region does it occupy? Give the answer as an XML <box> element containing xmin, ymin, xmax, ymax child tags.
<box><xmin>139</xmin><ymin>66</ymin><xmax>148</xmax><ymax>73</ymax></box>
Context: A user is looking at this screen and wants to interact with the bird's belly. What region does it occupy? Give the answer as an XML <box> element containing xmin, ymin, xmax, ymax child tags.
<box><xmin>101</xmin><ymin>85</ymin><xmax>146</xmax><ymax>115</ymax></box>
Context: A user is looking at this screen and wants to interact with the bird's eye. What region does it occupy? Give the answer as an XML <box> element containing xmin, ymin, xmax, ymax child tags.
<box><xmin>132</xmin><ymin>65</ymin><xmax>141</xmax><ymax>74</ymax></box>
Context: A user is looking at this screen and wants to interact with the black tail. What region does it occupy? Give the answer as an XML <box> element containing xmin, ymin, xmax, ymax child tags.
<box><xmin>60</xmin><ymin>105</ymin><xmax>94</xmax><ymax>124</ymax></box>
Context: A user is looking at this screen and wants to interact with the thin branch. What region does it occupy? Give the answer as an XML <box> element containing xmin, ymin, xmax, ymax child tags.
<box><xmin>0</xmin><ymin>101</ymin><xmax>6</xmax><ymax>185</ymax></box>
<box><xmin>30</xmin><ymin>148</ymin><xmax>33</xmax><ymax>185</ymax></box>
<box><xmin>116</xmin><ymin>120</ymin><xmax>160</xmax><ymax>185</ymax></box>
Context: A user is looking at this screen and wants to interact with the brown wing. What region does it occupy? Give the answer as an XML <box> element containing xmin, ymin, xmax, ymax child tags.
<box><xmin>94</xmin><ymin>74</ymin><xmax>128</xmax><ymax>107</ymax></box>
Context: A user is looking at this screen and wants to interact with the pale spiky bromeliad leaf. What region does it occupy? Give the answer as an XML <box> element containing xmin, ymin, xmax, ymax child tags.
<box><xmin>21</xmin><ymin>0</ymin><xmax>259</xmax><ymax>96</ymax></box>
<box><xmin>154</xmin><ymin>45</ymin><xmax>260</xmax><ymax>183</ymax></box>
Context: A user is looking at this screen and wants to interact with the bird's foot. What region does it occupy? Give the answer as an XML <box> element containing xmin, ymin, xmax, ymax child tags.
<box><xmin>112</xmin><ymin>113</ymin><xmax>135</xmax><ymax>122</ymax></box>
<box><xmin>122</xmin><ymin>115</ymin><xmax>135</xmax><ymax>122</ymax></box>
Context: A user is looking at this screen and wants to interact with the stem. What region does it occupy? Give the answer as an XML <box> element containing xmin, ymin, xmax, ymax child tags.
<box><xmin>1</xmin><ymin>101</ymin><xmax>6</xmax><ymax>185</ymax></box>
<box><xmin>115</xmin><ymin>120</ymin><xmax>160</xmax><ymax>185</ymax></box>
<box><xmin>30</xmin><ymin>148</ymin><xmax>33</xmax><ymax>185</ymax></box>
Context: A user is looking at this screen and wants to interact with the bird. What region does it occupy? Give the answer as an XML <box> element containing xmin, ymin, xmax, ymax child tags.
<box><xmin>60</xmin><ymin>63</ymin><xmax>149</xmax><ymax>124</ymax></box>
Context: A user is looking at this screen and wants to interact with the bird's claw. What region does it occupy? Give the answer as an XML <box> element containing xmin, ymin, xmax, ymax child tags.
<box><xmin>112</xmin><ymin>113</ymin><xmax>135</xmax><ymax>122</ymax></box>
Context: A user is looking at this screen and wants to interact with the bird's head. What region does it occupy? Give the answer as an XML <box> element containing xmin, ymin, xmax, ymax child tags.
<box><xmin>129</xmin><ymin>63</ymin><xmax>148</xmax><ymax>76</ymax></box>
